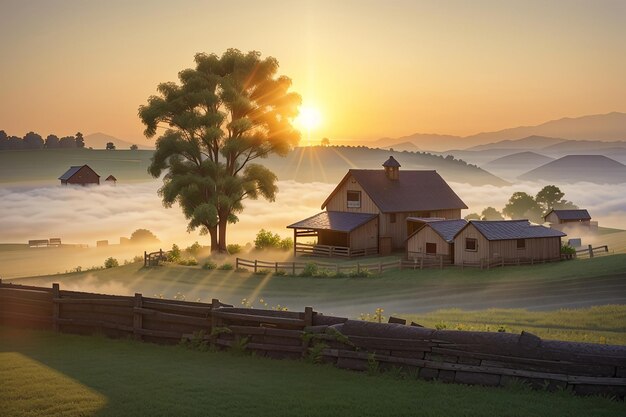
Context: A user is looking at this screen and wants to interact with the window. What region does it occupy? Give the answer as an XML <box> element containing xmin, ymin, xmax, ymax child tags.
<box><xmin>347</xmin><ymin>191</ymin><xmax>361</xmax><ymax>208</ymax></box>
<box><xmin>465</xmin><ymin>238</ymin><xmax>477</xmax><ymax>251</ymax></box>
<box><xmin>390</xmin><ymin>213</ymin><xmax>396</xmax><ymax>223</ymax></box>
<box><xmin>517</xmin><ymin>239</ymin><xmax>526</xmax><ymax>249</ymax></box>
<box><xmin>425</xmin><ymin>242</ymin><xmax>437</xmax><ymax>254</ymax></box>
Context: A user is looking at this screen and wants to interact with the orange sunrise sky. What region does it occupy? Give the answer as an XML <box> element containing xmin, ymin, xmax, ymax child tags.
<box><xmin>1</xmin><ymin>0</ymin><xmax>625</xmax><ymax>145</ymax></box>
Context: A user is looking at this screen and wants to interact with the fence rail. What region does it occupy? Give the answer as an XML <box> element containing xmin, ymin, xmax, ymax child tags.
<box><xmin>294</xmin><ymin>242</ymin><xmax>377</xmax><ymax>258</ymax></box>
<box><xmin>236</xmin><ymin>257</ymin><xmax>402</xmax><ymax>274</ymax></box>
<box><xmin>1</xmin><ymin>280</ymin><xmax>625</xmax><ymax>398</ymax></box>
<box><xmin>575</xmin><ymin>245</ymin><xmax>610</xmax><ymax>258</ymax></box>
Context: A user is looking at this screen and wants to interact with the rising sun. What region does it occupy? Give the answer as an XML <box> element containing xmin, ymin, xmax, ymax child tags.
<box><xmin>296</xmin><ymin>105</ymin><xmax>322</xmax><ymax>131</ymax></box>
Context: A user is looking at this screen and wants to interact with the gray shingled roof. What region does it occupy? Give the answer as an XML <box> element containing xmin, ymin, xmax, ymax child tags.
<box><xmin>287</xmin><ymin>211</ymin><xmax>377</xmax><ymax>232</ymax></box>
<box><xmin>323</xmin><ymin>169</ymin><xmax>468</xmax><ymax>212</ymax></box>
<box><xmin>58</xmin><ymin>166</ymin><xmax>84</xmax><ymax>180</ymax></box>
<box><xmin>427</xmin><ymin>219</ymin><xmax>468</xmax><ymax>242</ymax></box>
<box><xmin>382</xmin><ymin>156</ymin><xmax>401</xmax><ymax>167</ymax></box>
<box><xmin>545</xmin><ymin>209</ymin><xmax>591</xmax><ymax>221</ymax></box>
<box><xmin>463</xmin><ymin>220</ymin><xmax>566</xmax><ymax>241</ymax></box>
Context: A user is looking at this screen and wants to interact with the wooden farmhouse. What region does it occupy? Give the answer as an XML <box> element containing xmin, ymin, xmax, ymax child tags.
<box><xmin>544</xmin><ymin>209</ymin><xmax>597</xmax><ymax>232</ymax></box>
<box><xmin>452</xmin><ymin>220</ymin><xmax>566</xmax><ymax>266</ymax></box>
<box><xmin>287</xmin><ymin>156</ymin><xmax>467</xmax><ymax>257</ymax></box>
<box><xmin>59</xmin><ymin>165</ymin><xmax>100</xmax><ymax>186</ymax></box>
<box><xmin>406</xmin><ymin>218</ymin><xmax>468</xmax><ymax>264</ymax></box>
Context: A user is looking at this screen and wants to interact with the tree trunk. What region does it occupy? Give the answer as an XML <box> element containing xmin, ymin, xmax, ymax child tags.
<box><xmin>208</xmin><ymin>226</ymin><xmax>219</xmax><ymax>253</ymax></box>
<box><xmin>217</xmin><ymin>214</ymin><xmax>228</xmax><ymax>253</ymax></box>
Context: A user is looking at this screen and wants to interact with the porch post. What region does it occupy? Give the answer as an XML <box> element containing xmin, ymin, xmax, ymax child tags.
<box><xmin>293</xmin><ymin>228</ymin><xmax>297</xmax><ymax>257</ymax></box>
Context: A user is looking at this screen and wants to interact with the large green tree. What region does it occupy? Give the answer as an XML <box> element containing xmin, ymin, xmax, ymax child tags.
<box><xmin>535</xmin><ymin>185</ymin><xmax>578</xmax><ymax>212</ymax></box>
<box><xmin>139</xmin><ymin>49</ymin><xmax>301</xmax><ymax>252</ymax></box>
<box><xmin>502</xmin><ymin>192</ymin><xmax>543</xmax><ymax>222</ymax></box>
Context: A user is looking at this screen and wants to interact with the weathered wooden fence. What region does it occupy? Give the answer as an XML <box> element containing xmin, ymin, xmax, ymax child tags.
<box><xmin>236</xmin><ymin>258</ymin><xmax>402</xmax><ymax>274</ymax></box>
<box><xmin>144</xmin><ymin>249</ymin><xmax>171</xmax><ymax>267</ymax></box>
<box><xmin>575</xmin><ymin>245</ymin><xmax>610</xmax><ymax>259</ymax></box>
<box><xmin>1</xmin><ymin>280</ymin><xmax>625</xmax><ymax>398</ymax></box>
<box><xmin>294</xmin><ymin>242</ymin><xmax>378</xmax><ymax>258</ymax></box>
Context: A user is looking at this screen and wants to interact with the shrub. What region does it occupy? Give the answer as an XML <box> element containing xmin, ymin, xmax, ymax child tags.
<box><xmin>279</xmin><ymin>237</ymin><xmax>293</xmax><ymax>251</ymax></box>
<box><xmin>226</xmin><ymin>244</ymin><xmax>242</xmax><ymax>254</ymax></box>
<box><xmin>254</xmin><ymin>229</ymin><xmax>293</xmax><ymax>251</ymax></box>
<box><xmin>254</xmin><ymin>268</ymin><xmax>272</xmax><ymax>275</ymax></box>
<box><xmin>218</xmin><ymin>263</ymin><xmax>234</xmax><ymax>271</ymax></box>
<box><xmin>104</xmin><ymin>257</ymin><xmax>119</xmax><ymax>268</ymax></box>
<box><xmin>202</xmin><ymin>260</ymin><xmax>217</xmax><ymax>270</ymax></box>
<box><xmin>347</xmin><ymin>268</ymin><xmax>371</xmax><ymax>278</ymax></box>
<box><xmin>178</xmin><ymin>258</ymin><xmax>198</xmax><ymax>266</ymax></box>
<box><xmin>299</xmin><ymin>262</ymin><xmax>318</xmax><ymax>277</ymax></box>
<box><xmin>185</xmin><ymin>241</ymin><xmax>202</xmax><ymax>256</ymax></box>
<box><xmin>167</xmin><ymin>244</ymin><xmax>181</xmax><ymax>262</ymax></box>
<box><xmin>132</xmin><ymin>255</ymin><xmax>143</xmax><ymax>263</ymax></box>
<box><xmin>561</xmin><ymin>245</ymin><xmax>576</xmax><ymax>255</ymax></box>
<box><xmin>235</xmin><ymin>267</ymin><xmax>248</xmax><ymax>273</ymax></box>
<box><xmin>274</xmin><ymin>270</ymin><xmax>286</xmax><ymax>276</ymax></box>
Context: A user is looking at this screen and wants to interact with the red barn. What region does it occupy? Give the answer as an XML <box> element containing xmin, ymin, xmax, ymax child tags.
<box><xmin>59</xmin><ymin>165</ymin><xmax>100</xmax><ymax>186</ymax></box>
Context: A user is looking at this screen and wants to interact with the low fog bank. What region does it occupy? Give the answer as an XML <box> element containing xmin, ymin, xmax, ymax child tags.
<box><xmin>0</xmin><ymin>180</ymin><xmax>624</xmax><ymax>253</ymax></box>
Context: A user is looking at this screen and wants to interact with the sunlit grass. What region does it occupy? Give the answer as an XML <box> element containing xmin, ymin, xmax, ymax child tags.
<box><xmin>1</xmin><ymin>326</ymin><xmax>624</xmax><ymax>417</ymax></box>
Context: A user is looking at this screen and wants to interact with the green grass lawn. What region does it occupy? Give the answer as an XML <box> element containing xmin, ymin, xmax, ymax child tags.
<box><xmin>400</xmin><ymin>305</ymin><xmax>626</xmax><ymax>345</ymax></box>
<box><xmin>1</xmin><ymin>326</ymin><xmax>624</xmax><ymax>417</ymax></box>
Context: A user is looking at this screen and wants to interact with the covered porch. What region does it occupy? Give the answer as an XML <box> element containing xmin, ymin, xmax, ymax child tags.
<box><xmin>287</xmin><ymin>211</ymin><xmax>379</xmax><ymax>258</ymax></box>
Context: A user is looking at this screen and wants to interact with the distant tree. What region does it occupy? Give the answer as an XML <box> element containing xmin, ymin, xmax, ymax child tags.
<box><xmin>503</xmin><ymin>192</ymin><xmax>542</xmax><ymax>222</ymax></box>
<box><xmin>106</xmin><ymin>141</ymin><xmax>116</xmax><ymax>150</ymax></box>
<box><xmin>59</xmin><ymin>136</ymin><xmax>77</xmax><ymax>148</ymax></box>
<box><xmin>321</xmin><ymin>137</ymin><xmax>330</xmax><ymax>146</ymax></box>
<box><xmin>139</xmin><ymin>49</ymin><xmax>301</xmax><ymax>252</ymax></box>
<box><xmin>130</xmin><ymin>144</ymin><xmax>139</xmax><ymax>150</ymax></box>
<box><xmin>45</xmin><ymin>134</ymin><xmax>60</xmax><ymax>148</ymax></box>
<box><xmin>23</xmin><ymin>132</ymin><xmax>44</xmax><ymax>149</ymax></box>
<box><xmin>75</xmin><ymin>132</ymin><xmax>85</xmax><ymax>148</ymax></box>
<box><xmin>552</xmin><ymin>200</ymin><xmax>579</xmax><ymax>210</ymax></box>
<box><xmin>535</xmin><ymin>185</ymin><xmax>578</xmax><ymax>212</ymax></box>
<box><xmin>8</xmin><ymin>136</ymin><xmax>24</xmax><ymax>150</ymax></box>
<box><xmin>464</xmin><ymin>213</ymin><xmax>481</xmax><ymax>221</ymax></box>
<box><xmin>129</xmin><ymin>228</ymin><xmax>159</xmax><ymax>243</ymax></box>
<box><xmin>0</xmin><ymin>130</ymin><xmax>8</xmax><ymax>150</ymax></box>
<box><xmin>481</xmin><ymin>207</ymin><xmax>504</xmax><ymax>220</ymax></box>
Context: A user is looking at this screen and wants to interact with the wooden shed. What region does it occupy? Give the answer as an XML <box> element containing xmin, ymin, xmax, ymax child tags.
<box><xmin>544</xmin><ymin>209</ymin><xmax>596</xmax><ymax>232</ymax></box>
<box><xmin>59</xmin><ymin>165</ymin><xmax>100</xmax><ymax>186</ymax></box>
<box><xmin>453</xmin><ymin>220</ymin><xmax>566</xmax><ymax>266</ymax></box>
<box><xmin>406</xmin><ymin>219</ymin><xmax>467</xmax><ymax>263</ymax></box>
<box><xmin>287</xmin><ymin>211</ymin><xmax>378</xmax><ymax>257</ymax></box>
<box><xmin>105</xmin><ymin>174</ymin><xmax>117</xmax><ymax>185</ymax></box>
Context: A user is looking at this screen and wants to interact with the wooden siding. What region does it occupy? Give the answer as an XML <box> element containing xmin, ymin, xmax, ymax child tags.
<box><xmin>406</xmin><ymin>226</ymin><xmax>450</xmax><ymax>256</ymax></box>
<box><xmin>454</xmin><ymin>223</ymin><xmax>562</xmax><ymax>265</ymax></box>
<box><xmin>545</xmin><ymin>212</ymin><xmax>560</xmax><ymax>224</ymax></box>
<box><xmin>349</xmin><ymin>217</ymin><xmax>379</xmax><ymax>251</ymax></box>
<box><xmin>453</xmin><ymin>224</ymin><xmax>489</xmax><ymax>265</ymax></box>
<box><xmin>63</xmin><ymin>166</ymin><xmax>100</xmax><ymax>185</ymax></box>
<box><xmin>324</xmin><ymin>174</ymin><xmax>380</xmax><ymax>214</ymax></box>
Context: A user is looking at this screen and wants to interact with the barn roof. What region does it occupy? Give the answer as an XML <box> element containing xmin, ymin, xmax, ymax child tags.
<box><xmin>544</xmin><ymin>209</ymin><xmax>591</xmax><ymax>221</ymax></box>
<box><xmin>407</xmin><ymin>219</ymin><xmax>468</xmax><ymax>243</ymax></box>
<box><xmin>322</xmin><ymin>169</ymin><xmax>468</xmax><ymax>212</ymax></box>
<box><xmin>456</xmin><ymin>220</ymin><xmax>566</xmax><ymax>241</ymax></box>
<box><xmin>382</xmin><ymin>155</ymin><xmax>401</xmax><ymax>167</ymax></box>
<box><xmin>58</xmin><ymin>165</ymin><xmax>100</xmax><ymax>180</ymax></box>
<box><xmin>105</xmin><ymin>175</ymin><xmax>117</xmax><ymax>181</ymax></box>
<box><xmin>287</xmin><ymin>211</ymin><xmax>377</xmax><ymax>232</ymax></box>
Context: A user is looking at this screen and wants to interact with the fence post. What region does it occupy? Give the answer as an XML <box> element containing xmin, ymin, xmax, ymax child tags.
<box><xmin>236</xmin><ymin>258</ymin><xmax>239</xmax><ymax>269</ymax></box>
<box><xmin>275</xmin><ymin>262</ymin><xmax>278</xmax><ymax>273</ymax></box>
<box><xmin>254</xmin><ymin>260</ymin><xmax>258</xmax><ymax>273</ymax></box>
<box><xmin>133</xmin><ymin>293</ymin><xmax>143</xmax><ymax>341</ymax></box>
<box><xmin>52</xmin><ymin>283</ymin><xmax>60</xmax><ymax>332</ymax></box>
<box><xmin>329</xmin><ymin>246</ymin><xmax>333</xmax><ymax>258</ymax></box>
<box><xmin>588</xmin><ymin>244</ymin><xmax>594</xmax><ymax>258</ymax></box>
<box><xmin>144</xmin><ymin>251</ymin><xmax>147</xmax><ymax>267</ymax></box>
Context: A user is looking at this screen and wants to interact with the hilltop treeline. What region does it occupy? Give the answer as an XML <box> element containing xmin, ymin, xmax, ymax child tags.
<box><xmin>0</xmin><ymin>130</ymin><xmax>85</xmax><ymax>150</ymax></box>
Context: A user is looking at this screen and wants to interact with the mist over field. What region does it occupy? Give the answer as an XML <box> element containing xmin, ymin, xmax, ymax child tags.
<box><xmin>1</xmin><ymin>179</ymin><xmax>625</xmax><ymax>251</ymax></box>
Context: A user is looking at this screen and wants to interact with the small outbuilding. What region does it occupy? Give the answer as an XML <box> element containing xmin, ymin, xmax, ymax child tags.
<box><xmin>105</xmin><ymin>175</ymin><xmax>117</xmax><ymax>185</ymax></box>
<box><xmin>544</xmin><ymin>209</ymin><xmax>596</xmax><ymax>232</ymax></box>
<box><xmin>59</xmin><ymin>165</ymin><xmax>100</xmax><ymax>186</ymax></box>
<box><xmin>453</xmin><ymin>220</ymin><xmax>566</xmax><ymax>266</ymax></box>
<box><xmin>406</xmin><ymin>219</ymin><xmax>467</xmax><ymax>263</ymax></box>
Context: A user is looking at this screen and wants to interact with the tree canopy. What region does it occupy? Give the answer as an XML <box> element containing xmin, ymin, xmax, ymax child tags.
<box><xmin>139</xmin><ymin>49</ymin><xmax>301</xmax><ymax>252</ymax></box>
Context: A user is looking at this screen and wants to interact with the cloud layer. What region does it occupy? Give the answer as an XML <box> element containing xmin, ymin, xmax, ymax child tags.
<box><xmin>1</xmin><ymin>180</ymin><xmax>625</xmax><ymax>249</ymax></box>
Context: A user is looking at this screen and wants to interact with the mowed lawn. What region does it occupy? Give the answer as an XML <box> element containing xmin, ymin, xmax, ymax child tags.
<box><xmin>9</xmin><ymin>254</ymin><xmax>626</xmax><ymax>319</ymax></box>
<box><xmin>1</xmin><ymin>327</ymin><xmax>625</xmax><ymax>417</ymax></box>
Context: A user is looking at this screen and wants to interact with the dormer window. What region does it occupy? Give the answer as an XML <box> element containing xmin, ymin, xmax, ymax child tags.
<box><xmin>347</xmin><ymin>191</ymin><xmax>361</xmax><ymax>208</ymax></box>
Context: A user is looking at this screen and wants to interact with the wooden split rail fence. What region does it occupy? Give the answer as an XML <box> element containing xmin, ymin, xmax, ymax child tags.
<box><xmin>294</xmin><ymin>242</ymin><xmax>377</xmax><ymax>258</ymax></box>
<box><xmin>236</xmin><ymin>258</ymin><xmax>403</xmax><ymax>274</ymax></box>
<box><xmin>575</xmin><ymin>245</ymin><xmax>610</xmax><ymax>259</ymax></box>
<box><xmin>0</xmin><ymin>280</ymin><xmax>625</xmax><ymax>398</ymax></box>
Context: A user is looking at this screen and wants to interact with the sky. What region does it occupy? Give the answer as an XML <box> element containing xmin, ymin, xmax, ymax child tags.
<box><xmin>1</xmin><ymin>0</ymin><xmax>625</xmax><ymax>145</ymax></box>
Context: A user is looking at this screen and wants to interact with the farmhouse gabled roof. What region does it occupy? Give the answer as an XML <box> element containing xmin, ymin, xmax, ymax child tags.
<box><xmin>59</xmin><ymin>165</ymin><xmax>100</xmax><ymax>180</ymax></box>
<box><xmin>321</xmin><ymin>169</ymin><xmax>468</xmax><ymax>213</ymax></box>
<box><xmin>544</xmin><ymin>209</ymin><xmax>591</xmax><ymax>221</ymax></box>
<box><xmin>105</xmin><ymin>175</ymin><xmax>117</xmax><ymax>181</ymax></box>
<box><xmin>287</xmin><ymin>211</ymin><xmax>377</xmax><ymax>232</ymax></box>
<box><xmin>455</xmin><ymin>220</ymin><xmax>566</xmax><ymax>241</ymax></box>
<box><xmin>407</xmin><ymin>219</ymin><xmax>468</xmax><ymax>243</ymax></box>
<box><xmin>382</xmin><ymin>156</ymin><xmax>401</xmax><ymax>167</ymax></box>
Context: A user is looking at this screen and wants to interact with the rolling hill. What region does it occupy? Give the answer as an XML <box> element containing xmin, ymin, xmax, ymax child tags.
<box><xmin>84</xmin><ymin>133</ymin><xmax>150</xmax><ymax>150</ymax></box>
<box><xmin>518</xmin><ymin>155</ymin><xmax>626</xmax><ymax>184</ymax></box>
<box><xmin>467</xmin><ymin>135</ymin><xmax>566</xmax><ymax>151</ymax></box>
<box><xmin>482</xmin><ymin>151</ymin><xmax>555</xmax><ymax>179</ymax></box>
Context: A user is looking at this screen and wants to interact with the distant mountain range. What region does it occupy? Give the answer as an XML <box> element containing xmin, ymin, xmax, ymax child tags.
<box><xmin>482</xmin><ymin>152</ymin><xmax>555</xmax><ymax>179</ymax></box>
<box><xmin>359</xmin><ymin>112</ymin><xmax>626</xmax><ymax>152</ymax></box>
<box><xmin>518</xmin><ymin>155</ymin><xmax>626</xmax><ymax>184</ymax></box>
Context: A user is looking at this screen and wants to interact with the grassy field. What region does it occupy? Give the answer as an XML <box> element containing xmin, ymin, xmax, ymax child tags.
<box><xmin>7</xmin><ymin>253</ymin><xmax>626</xmax><ymax>320</ymax></box>
<box><xmin>1</xmin><ymin>326</ymin><xmax>624</xmax><ymax>417</ymax></box>
<box><xmin>400</xmin><ymin>305</ymin><xmax>626</xmax><ymax>345</ymax></box>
